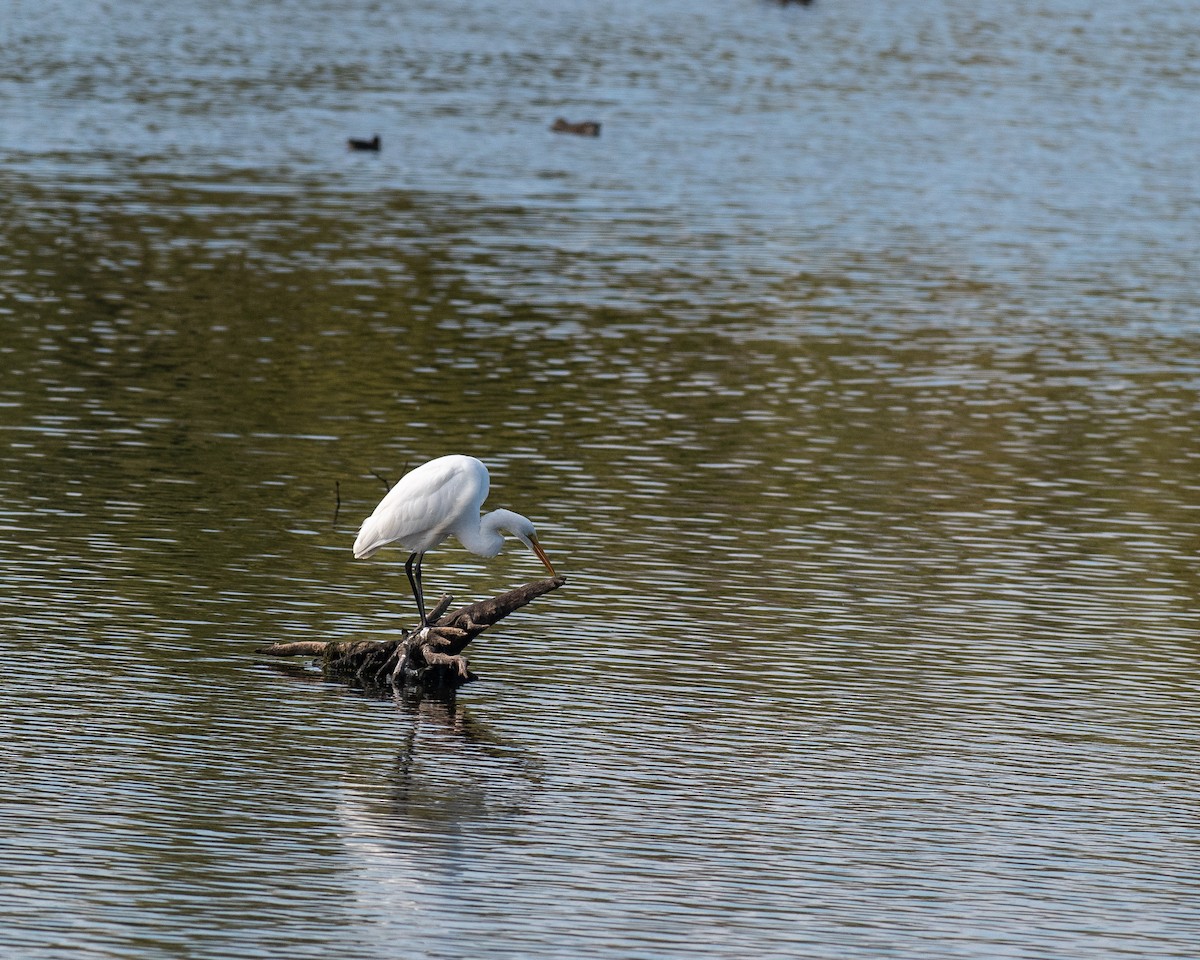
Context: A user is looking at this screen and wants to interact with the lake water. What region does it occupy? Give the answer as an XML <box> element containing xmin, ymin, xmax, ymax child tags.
<box><xmin>3</xmin><ymin>0</ymin><xmax>1200</xmax><ymax>957</ymax></box>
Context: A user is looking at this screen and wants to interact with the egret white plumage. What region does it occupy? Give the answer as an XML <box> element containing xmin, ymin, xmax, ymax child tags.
<box><xmin>353</xmin><ymin>454</ymin><xmax>557</xmax><ymax>626</ymax></box>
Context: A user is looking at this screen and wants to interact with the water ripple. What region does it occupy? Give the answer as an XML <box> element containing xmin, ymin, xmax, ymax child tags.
<box><xmin>4</xmin><ymin>0</ymin><xmax>1200</xmax><ymax>957</ymax></box>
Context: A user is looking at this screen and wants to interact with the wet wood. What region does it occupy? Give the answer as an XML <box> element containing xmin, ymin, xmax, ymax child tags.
<box><xmin>257</xmin><ymin>576</ymin><xmax>565</xmax><ymax>693</ymax></box>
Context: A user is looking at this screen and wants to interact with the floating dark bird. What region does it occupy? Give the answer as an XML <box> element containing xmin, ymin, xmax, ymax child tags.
<box><xmin>348</xmin><ymin>134</ymin><xmax>381</xmax><ymax>151</ymax></box>
<box><xmin>551</xmin><ymin>118</ymin><xmax>601</xmax><ymax>137</ymax></box>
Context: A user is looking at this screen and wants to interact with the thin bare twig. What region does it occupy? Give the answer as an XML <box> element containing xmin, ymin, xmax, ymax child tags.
<box><xmin>369</xmin><ymin>470</ymin><xmax>393</xmax><ymax>492</ymax></box>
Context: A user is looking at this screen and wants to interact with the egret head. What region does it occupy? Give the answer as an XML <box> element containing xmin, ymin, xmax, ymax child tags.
<box><xmin>522</xmin><ymin>531</ymin><xmax>557</xmax><ymax>578</ymax></box>
<box><xmin>489</xmin><ymin>509</ymin><xmax>558</xmax><ymax>577</ymax></box>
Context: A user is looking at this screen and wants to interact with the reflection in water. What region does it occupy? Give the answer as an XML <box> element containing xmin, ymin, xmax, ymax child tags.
<box><xmin>345</xmin><ymin>688</ymin><xmax>541</xmax><ymax>830</ymax></box>
<box><xmin>335</xmin><ymin>690</ymin><xmax>544</xmax><ymax>956</ymax></box>
<box><xmin>388</xmin><ymin>691</ymin><xmax>539</xmax><ymax>822</ymax></box>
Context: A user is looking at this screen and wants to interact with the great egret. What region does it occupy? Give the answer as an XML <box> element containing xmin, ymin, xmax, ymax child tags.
<box><xmin>353</xmin><ymin>454</ymin><xmax>557</xmax><ymax>626</ymax></box>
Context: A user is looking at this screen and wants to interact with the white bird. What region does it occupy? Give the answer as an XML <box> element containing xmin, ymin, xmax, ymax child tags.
<box><xmin>353</xmin><ymin>454</ymin><xmax>558</xmax><ymax>626</ymax></box>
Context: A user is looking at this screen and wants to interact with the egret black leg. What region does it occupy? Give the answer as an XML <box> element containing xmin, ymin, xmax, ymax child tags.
<box><xmin>405</xmin><ymin>551</ymin><xmax>428</xmax><ymax>626</ymax></box>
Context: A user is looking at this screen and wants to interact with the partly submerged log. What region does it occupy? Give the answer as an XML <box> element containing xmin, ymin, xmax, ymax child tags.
<box><xmin>258</xmin><ymin>576</ymin><xmax>565</xmax><ymax>693</ymax></box>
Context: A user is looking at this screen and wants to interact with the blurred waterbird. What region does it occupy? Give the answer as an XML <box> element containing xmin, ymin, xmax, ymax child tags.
<box><xmin>551</xmin><ymin>118</ymin><xmax>601</xmax><ymax>136</ymax></box>
<box><xmin>348</xmin><ymin>134</ymin><xmax>381</xmax><ymax>151</ymax></box>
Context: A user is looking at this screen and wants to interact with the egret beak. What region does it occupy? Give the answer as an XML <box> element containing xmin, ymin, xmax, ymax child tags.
<box><xmin>529</xmin><ymin>536</ymin><xmax>557</xmax><ymax>577</ymax></box>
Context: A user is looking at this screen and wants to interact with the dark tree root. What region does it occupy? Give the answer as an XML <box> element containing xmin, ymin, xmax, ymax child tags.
<box><xmin>257</xmin><ymin>577</ymin><xmax>566</xmax><ymax>694</ymax></box>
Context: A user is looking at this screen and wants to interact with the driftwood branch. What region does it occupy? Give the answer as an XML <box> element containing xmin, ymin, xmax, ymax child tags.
<box><xmin>258</xmin><ymin>576</ymin><xmax>565</xmax><ymax>693</ymax></box>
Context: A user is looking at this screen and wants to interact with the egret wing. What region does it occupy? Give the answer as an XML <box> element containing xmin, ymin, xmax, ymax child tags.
<box><xmin>353</xmin><ymin>455</ymin><xmax>488</xmax><ymax>558</ymax></box>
